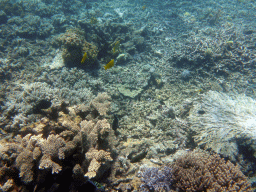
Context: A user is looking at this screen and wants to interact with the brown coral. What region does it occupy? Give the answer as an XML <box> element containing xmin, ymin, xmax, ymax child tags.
<box><xmin>39</xmin><ymin>154</ymin><xmax>62</xmax><ymax>174</ymax></box>
<box><xmin>81</xmin><ymin>41</ymin><xmax>99</xmax><ymax>67</ymax></box>
<box><xmin>15</xmin><ymin>150</ymin><xmax>34</xmax><ymax>184</ymax></box>
<box><xmin>84</xmin><ymin>148</ymin><xmax>113</xmax><ymax>179</ymax></box>
<box><xmin>56</xmin><ymin>30</ymin><xmax>84</xmax><ymax>47</ymax></box>
<box><xmin>91</xmin><ymin>92</ymin><xmax>111</xmax><ymax>116</ymax></box>
<box><xmin>171</xmin><ymin>150</ymin><xmax>252</xmax><ymax>192</ymax></box>
<box><xmin>80</xmin><ymin>118</ymin><xmax>115</xmax><ymax>150</ymax></box>
<box><xmin>0</xmin><ymin>93</ymin><xmax>115</xmax><ymax>190</ymax></box>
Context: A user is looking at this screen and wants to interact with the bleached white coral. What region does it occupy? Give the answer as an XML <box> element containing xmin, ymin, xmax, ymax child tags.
<box><xmin>114</xmin><ymin>8</ymin><xmax>126</xmax><ymax>18</ymax></box>
<box><xmin>189</xmin><ymin>91</ymin><xmax>256</xmax><ymax>158</ymax></box>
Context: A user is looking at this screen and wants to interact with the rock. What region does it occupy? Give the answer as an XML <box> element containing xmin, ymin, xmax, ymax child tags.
<box><xmin>0</xmin><ymin>11</ymin><xmax>7</xmax><ymax>24</ymax></box>
<box><xmin>118</xmin><ymin>85</ymin><xmax>143</xmax><ymax>98</ymax></box>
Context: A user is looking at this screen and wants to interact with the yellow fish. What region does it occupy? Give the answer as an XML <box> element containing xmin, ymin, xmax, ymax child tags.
<box><xmin>104</xmin><ymin>59</ymin><xmax>114</xmax><ymax>70</ymax></box>
<box><xmin>112</xmin><ymin>40</ymin><xmax>120</xmax><ymax>53</ymax></box>
<box><xmin>81</xmin><ymin>52</ymin><xmax>87</xmax><ymax>63</ymax></box>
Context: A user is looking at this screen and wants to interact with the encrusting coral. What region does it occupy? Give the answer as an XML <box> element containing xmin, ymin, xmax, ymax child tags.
<box><xmin>171</xmin><ymin>150</ymin><xmax>252</xmax><ymax>192</ymax></box>
<box><xmin>0</xmin><ymin>92</ymin><xmax>115</xmax><ymax>191</ymax></box>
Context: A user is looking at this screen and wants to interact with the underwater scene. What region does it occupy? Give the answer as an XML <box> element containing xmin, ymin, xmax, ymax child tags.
<box><xmin>0</xmin><ymin>0</ymin><xmax>256</xmax><ymax>191</ymax></box>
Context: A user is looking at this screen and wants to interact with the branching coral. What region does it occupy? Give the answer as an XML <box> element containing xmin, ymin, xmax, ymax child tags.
<box><xmin>39</xmin><ymin>154</ymin><xmax>62</xmax><ymax>174</ymax></box>
<box><xmin>138</xmin><ymin>166</ymin><xmax>173</xmax><ymax>192</ymax></box>
<box><xmin>0</xmin><ymin>179</ymin><xmax>15</xmax><ymax>192</ymax></box>
<box><xmin>0</xmin><ymin>92</ymin><xmax>115</xmax><ymax>190</ymax></box>
<box><xmin>80</xmin><ymin>118</ymin><xmax>115</xmax><ymax>150</ymax></box>
<box><xmin>90</xmin><ymin>92</ymin><xmax>111</xmax><ymax>116</ymax></box>
<box><xmin>171</xmin><ymin>150</ymin><xmax>252</xmax><ymax>192</ymax></box>
<box><xmin>84</xmin><ymin>148</ymin><xmax>113</xmax><ymax>179</ymax></box>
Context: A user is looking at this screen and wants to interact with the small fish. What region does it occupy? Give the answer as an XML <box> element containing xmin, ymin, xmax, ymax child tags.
<box><xmin>104</xmin><ymin>59</ymin><xmax>114</xmax><ymax>70</ymax></box>
<box><xmin>195</xmin><ymin>88</ymin><xmax>203</xmax><ymax>95</ymax></box>
<box><xmin>112</xmin><ymin>40</ymin><xmax>120</xmax><ymax>53</ymax></box>
<box><xmin>81</xmin><ymin>52</ymin><xmax>87</xmax><ymax>63</ymax></box>
<box><xmin>142</xmin><ymin>5</ymin><xmax>146</xmax><ymax>10</ymax></box>
<box><xmin>112</xmin><ymin>114</ymin><xmax>119</xmax><ymax>134</ymax></box>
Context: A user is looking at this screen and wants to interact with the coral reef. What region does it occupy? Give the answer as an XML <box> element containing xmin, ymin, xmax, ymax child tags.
<box><xmin>90</xmin><ymin>92</ymin><xmax>111</xmax><ymax>116</ymax></box>
<box><xmin>85</xmin><ymin>148</ymin><xmax>113</xmax><ymax>179</ymax></box>
<box><xmin>1</xmin><ymin>77</ymin><xmax>94</xmax><ymax>131</ymax></box>
<box><xmin>138</xmin><ymin>166</ymin><xmax>173</xmax><ymax>192</ymax></box>
<box><xmin>189</xmin><ymin>91</ymin><xmax>256</xmax><ymax>161</ymax></box>
<box><xmin>0</xmin><ymin>93</ymin><xmax>115</xmax><ymax>190</ymax></box>
<box><xmin>1</xmin><ymin>0</ymin><xmax>256</xmax><ymax>191</ymax></box>
<box><xmin>171</xmin><ymin>150</ymin><xmax>252</xmax><ymax>191</ymax></box>
<box><xmin>7</xmin><ymin>15</ymin><xmax>54</xmax><ymax>38</ymax></box>
<box><xmin>55</xmin><ymin>28</ymin><xmax>99</xmax><ymax>68</ymax></box>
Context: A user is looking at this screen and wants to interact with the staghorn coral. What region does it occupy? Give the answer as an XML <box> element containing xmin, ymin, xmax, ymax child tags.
<box><xmin>171</xmin><ymin>150</ymin><xmax>252</xmax><ymax>192</ymax></box>
<box><xmin>138</xmin><ymin>166</ymin><xmax>173</xmax><ymax>192</ymax></box>
<box><xmin>81</xmin><ymin>120</ymin><xmax>98</xmax><ymax>149</ymax></box>
<box><xmin>39</xmin><ymin>154</ymin><xmax>62</xmax><ymax>174</ymax></box>
<box><xmin>36</xmin><ymin>134</ymin><xmax>77</xmax><ymax>174</ymax></box>
<box><xmin>72</xmin><ymin>164</ymin><xmax>84</xmax><ymax>181</ymax></box>
<box><xmin>0</xmin><ymin>134</ymin><xmax>42</xmax><ymax>184</ymax></box>
<box><xmin>38</xmin><ymin>134</ymin><xmax>65</xmax><ymax>159</ymax></box>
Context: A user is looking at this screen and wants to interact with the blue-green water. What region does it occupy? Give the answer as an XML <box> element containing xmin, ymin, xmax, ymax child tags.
<box><xmin>0</xmin><ymin>0</ymin><xmax>255</xmax><ymax>191</ymax></box>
